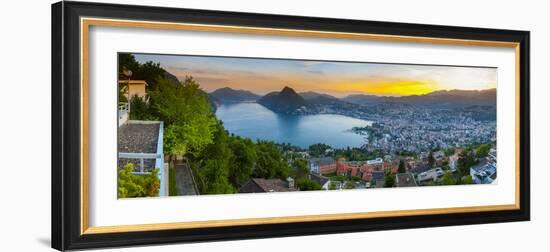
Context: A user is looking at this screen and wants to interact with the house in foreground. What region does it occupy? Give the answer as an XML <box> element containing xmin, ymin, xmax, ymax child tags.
<box><xmin>118</xmin><ymin>120</ymin><xmax>168</xmax><ymax>196</ymax></box>
<box><xmin>371</xmin><ymin>170</ymin><xmax>385</xmax><ymax>188</ymax></box>
<box><xmin>470</xmin><ymin>162</ymin><xmax>497</xmax><ymax>184</ymax></box>
<box><xmin>416</xmin><ymin>167</ymin><xmax>445</xmax><ymax>183</ymax></box>
<box><xmin>396</xmin><ymin>173</ymin><xmax>417</xmax><ymax>187</ymax></box>
<box><xmin>309</xmin><ymin>173</ymin><xmax>330</xmax><ymax>190</ymax></box>
<box><xmin>118</xmin><ymin>80</ymin><xmax>149</xmax><ymax>126</ymax></box>
<box><xmin>238</xmin><ymin>178</ymin><xmax>297</xmax><ymax>193</ymax></box>
<box><xmin>117</xmin><ymin>79</ymin><xmax>167</xmax><ymax>197</ymax></box>
<box><xmin>119</xmin><ymin>79</ymin><xmax>148</xmax><ymax>99</ymax></box>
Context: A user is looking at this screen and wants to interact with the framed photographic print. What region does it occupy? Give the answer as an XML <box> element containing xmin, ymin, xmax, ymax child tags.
<box><xmin>51</xmin><ymin>1</ymin><xmax>530</xmax><ymax>250</ymax></box>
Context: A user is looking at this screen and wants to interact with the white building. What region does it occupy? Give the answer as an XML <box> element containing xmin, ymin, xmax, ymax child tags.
<box><xmin>366</xmin><ymin>157</ymin><xmax>383</xmax><ymax>165</ymax></box>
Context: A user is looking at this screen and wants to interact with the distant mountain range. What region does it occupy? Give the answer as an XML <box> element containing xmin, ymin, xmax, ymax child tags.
<box><xmin>208</xmin><ymin>86</ymin><xmax>496</xmax><ymax>113</ymax></box>
<box><xmin>299</xmin><ymin>91</ymin><xmax>350</xmax><ymax>106</ymax></box>
<box><xmin>257</xmin><ymin>86</ymin><xmax>312</xmax><ymax>114</ymax></box>
<box><xmin>210</xmin><ymin>87</ymin><xmax>261</xmax><ymax>103</ymax></box>
<box><xmin>342</xmin><ymin>88</ymin><xmax>496</xmax><ymax>108</ymax></box>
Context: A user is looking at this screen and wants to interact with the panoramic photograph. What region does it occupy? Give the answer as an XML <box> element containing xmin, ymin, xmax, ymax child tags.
<box><xmin>116</xmin><ymin>53</ymin><xmax>497</xmax><ymax>198</ymax></box>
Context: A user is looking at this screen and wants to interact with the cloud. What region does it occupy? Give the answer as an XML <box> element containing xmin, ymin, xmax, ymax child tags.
<box><xmin>135</xmin><ymin>53</ymin><xmax>497</xmax><ymax>96</ymax></box>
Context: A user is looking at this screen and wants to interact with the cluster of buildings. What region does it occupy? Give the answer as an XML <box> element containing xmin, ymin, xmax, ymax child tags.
<box><xmin>309</xmin><ymin>156</ymin><xmax>406</xmax><ymax>188</ymax></box>
<box><xmin>328</xmin><ymin>102</ymin><xmax>496</xmax><ymax>154</ymax></box>
<box><xmin>470</xmin><ymin>148</ymin><xmax>497</xmax><ymax>184</ymax></box>
<box><xmin>229</xmin><ymin>145</ymin><xmax>497</xmax><ymax>194</ymax></box>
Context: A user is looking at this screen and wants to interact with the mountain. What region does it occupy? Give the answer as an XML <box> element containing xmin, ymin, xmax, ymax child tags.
<box><xmin>299</xmin><ymin>91</ymin><xmax>348</xmax><ymax>106</ymax></box>
<box><xmin>343</xmin><ymin>88</ymin><xmax>496</xmax><ymax>108</ymax></box>
<box><xmin>163</xmin><ymin>71</ymin><xmax>181</xmax><ymax>86</ymax></box>
<box><xmin>258</xmin><ymin>86</ymin><xmax>311</xmax><ymax>114</ymax></box>
<box><xmin>299</xmin><ymin>91</ymin><xmax>333</xmax><ymax>100</ymax></box>
<box><xmin>341</xmin><ymin>94</ymin><xmax>387</xmax><ymax>106</ymax></box>
<box><xmin>210</xmin><ymin>87</ymin><xmax>261</xmax><ymax>103</ymax></box>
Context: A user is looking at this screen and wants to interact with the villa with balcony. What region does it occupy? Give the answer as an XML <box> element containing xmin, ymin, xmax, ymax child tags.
<box><xmin>118</xmin><ymin>79</ymin><xmax>168</xmax><ymax>196</ymax></box>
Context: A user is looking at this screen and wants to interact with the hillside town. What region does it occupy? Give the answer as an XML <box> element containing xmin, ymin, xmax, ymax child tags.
<box><xmin>350</xmin><ymin>106</ymin><xmax>496</xmax><ymax>153</ymax></box>
<box><xmin>235</xmin><ymin>143</ymin><xmax>497</xmax><ymax>193</ymax></box>
<box><xmin>238</xmin><ymin>143</ymin><xmax>497</xmax><ymax>193</ymax></box>
<box><xmin>116</xmin><ymin>53</ymin><xmax>498</xmax><ymax>198</ymax></box>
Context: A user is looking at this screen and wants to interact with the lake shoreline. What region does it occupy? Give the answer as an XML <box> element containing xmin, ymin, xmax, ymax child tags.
<box><xmin>215</xmin><ymin>102</ymin><xmax>373</xmax><ymax>149</ymax></box>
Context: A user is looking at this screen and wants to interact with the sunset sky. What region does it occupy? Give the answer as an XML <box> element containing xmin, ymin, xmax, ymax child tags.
<box><xmin>133</xmin><ymin>53</ymin><xmax>497</xmax><ymax>97</ymax></box>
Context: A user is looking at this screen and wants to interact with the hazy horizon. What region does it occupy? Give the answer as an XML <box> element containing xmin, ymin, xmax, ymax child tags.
<box><xmin>210</xmin><ymin>85</ymin><xmax>496</xmax><ymax>98</ymax></box>
<box><xmin>133</xmin><ymin>53</ymin><xmax>497</xmax><ymax>97</ymax></box>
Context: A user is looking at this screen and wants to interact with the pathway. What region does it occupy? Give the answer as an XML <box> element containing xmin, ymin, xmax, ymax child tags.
<box><xmin>174</xmin><ymin>160</ymin><xmax>199</xmax><ymax>196</ymax></box>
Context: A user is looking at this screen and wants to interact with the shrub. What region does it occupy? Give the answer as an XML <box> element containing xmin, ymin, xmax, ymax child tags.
<box><xmin>118</xmin><ymin>163</ymin><xmax>160</xmax><ymax>198</ymax></box>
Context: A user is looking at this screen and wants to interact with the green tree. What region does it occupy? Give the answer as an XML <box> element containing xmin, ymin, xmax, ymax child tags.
<box><xmin>441</xmin><ymin>172</ymin><xmax>456</xmax><ymax>185</ymax></box>
<box><xmin>297</xmin><ymin>179</ymin><xmax>322</xmax><ymax>191</ymax></box>
<box><xmin>458</xmin><ymin>150</ymin><xmax>476</xmax><ymax>176</ymax></box>
<box><xmin>149</xmin><ymin>77</ymin><xmax>217</xmax><ymax>158</ymax></box>
<box><xmin>118</xmin><ymin>54</ymin><xmax>168</xmax><ymax>90</ymax></box>
<box><xmin>444</xmin><ymin>147</ymin><xmax>456</xmax><ymax>156</ymax></box>
<box><xmin>200</xmin><ymin>160</ymin><xmax>235</xmax><ymax>194</ymax></box>
<box><xmin>254</xmin><ymin>140</ymin><xmax>290</xmax><ymax>179</ymax></box>
<box><xmin>461</xmin><ymin>175</ymin><xmax>474</xmax><ymax>184</ymax></box>
<box><xmin>476</xmin><ymin>144</ymin><xmax>491</xmax><ymax>158</ymax></box>
<box><xmin>129</xmin><ymin>95</ymin><xmax>151</xmax><ymax>120</ymax></box>
<box><xmin>328</xmin><ymin>182</ymin><xmax>338</xmax><ymax>190</ymax></box>
<box><xmin>118</xmin><ymin>163</ymin><xmax>160</xmax><ymax>198</ymax></box>
<box><xmin>308</xmin><ymin>143</ymin><xmax>332</xmax><ymax>157</ymax></box>
<box><xmin>398</xmin><ymin>159</ymin><xmax>406</xmax><ymax>173</ymax></box>
<box><xmin>344</xmin><ymin>181</ymin><xmax>356</xmax><ymax>189</ymax></box>
<box><xmin>428</xmin><ymin>151</ymin><xmax>435</xmax><ymax>167</ymax></box>
<box><xmin>292</xmin><ymin>158</ymin><xmax>309</xmax><ymax>180</ymax></box>
<box><xmin>118</xmin><ymin>54</ymin><xmax>140</xmax><ymax>78</ymax></box>
<box><xmin>192</xmin><ymin>122</ymin><xmax>236</xmax><ymax>194</ymax></box>
<box><xmin>163</xmin><ymin>124</ymin><xmax>188</xmax><ymax>158</ymax></box>
<box><xmin>136</xmin><ymin>61</ymin><xmax>167</xmax><ymax>89</ymax></box>
<box><xmin>228</xmin><ymin>136</ymin><xmax>257</xmax><ymax>186</ymax></box>
<box><xmin>384</xmin><ymin>173</ymin><xmax>395</xmax><ymax>188</ymax></box>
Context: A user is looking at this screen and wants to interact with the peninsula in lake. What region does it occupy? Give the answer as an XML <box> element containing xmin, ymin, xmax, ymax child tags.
<box><xmin>119</xmin><ymin>52</ymin><xmax>498</xmax><ymax>199</ymax></box>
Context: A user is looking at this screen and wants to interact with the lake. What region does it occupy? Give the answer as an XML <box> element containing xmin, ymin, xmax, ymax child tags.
<box><xmin>215</xmin><ymin>103</ymin><xmax>372</xmax><ymax>149</ymax></box>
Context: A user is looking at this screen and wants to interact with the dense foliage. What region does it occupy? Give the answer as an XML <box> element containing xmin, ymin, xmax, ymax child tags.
<box><xmin>344</xmin><ymin>181</ymin><xmax>356</xmax><ymax>189</ymax></box>
<box><xmin>129</xmin><ymin>95</ymin><xmax>151</xmax><ymax>120</ymax></box>
<box><xmin>297</xmin><ymin>179</ymin><xmax>322</xmax><ymax>191</ymax></box>
<box><xmin>118</xmin><ymin>54</ymin><xmax>167</xmax><ymax>90</ymax></box>
<box><xmin>476</xmin><ymin>143</ymin><xmax>492</xmax><ymax>158</ymax></box>
<box><xmin>117</xmin><ymin>53</ymin><xmax>487</xmax><ymax>196</ymax></box>
<box><xmin>458</xmin><ymin>149</ymin><xmax>476</xmax><ymax>176</ymax></box>
<box><xmin>398</xmin><ymin>159</ymin><xmax>406</xmax><ymax>173</ymax></box>
<box><xmin>334</xmin><ymin>147</ymin><xmax>384</xmax><ymax>161</ymax></box>
<box><xmin>253</xmin><ymin>140</ymin><xmax>291</xmax><ymax>180</ymax></box>
<box><xmin>118</xmin><ymin>163</ymin><xmax>160</xmax><ymax>198</ymax></box>
<box><xmin>308</xmin><ymin>143</ymin><xmax>332</xmax><ymax>157</ymax></box>
<box><xmin>292</xmin><ymin>159</ymin><xmax>309</xmax><ymax>180</ymax></box>
<box><xmin>150</xmin><ymin>77</ymin><xmax>218</xmax><ymax>159</ymax></box>
<box><xmin>118</xmin><ymin>53</ymin><xmax>296</xmax><ymax>195</ymax></box>
<box><xmin>384</xmin><ymin>171</ymin><xmax>395</xmax><ymax>188</ymax></box>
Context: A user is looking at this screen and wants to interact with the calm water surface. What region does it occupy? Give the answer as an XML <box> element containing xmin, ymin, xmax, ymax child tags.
<box><xmin>215</xmin><ymin>103</ymin><xmax>372</xmax><ymax>149</ymax></box>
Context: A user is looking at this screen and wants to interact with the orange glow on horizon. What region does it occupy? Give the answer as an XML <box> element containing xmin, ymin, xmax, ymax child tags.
<box><xmin>328</xmin><ymin>80</ymin><xmax>439</xmax><ymax>96</ymax></box>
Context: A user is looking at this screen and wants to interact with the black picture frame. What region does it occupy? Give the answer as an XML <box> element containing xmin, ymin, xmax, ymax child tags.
<box><xmin>52</xmin><ymin>1</ymin><xmax>530</xmax><ymax>251</ymax></box>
